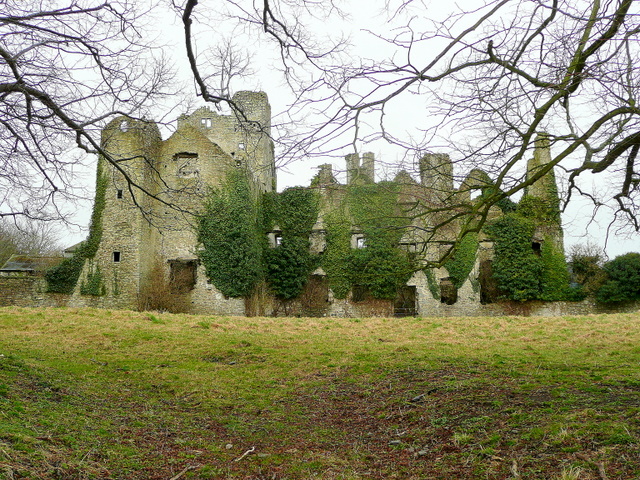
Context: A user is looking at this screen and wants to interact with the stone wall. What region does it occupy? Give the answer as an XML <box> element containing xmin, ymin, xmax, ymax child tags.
<box><xmin>1</xmin><ymin>274</ymin><xmax>638</xmax><ymax>317</ymax></box>
<box><xmin>0</xmin><ymin>277</ymin><xmax>55</xmax><ymax>307</ymax></box>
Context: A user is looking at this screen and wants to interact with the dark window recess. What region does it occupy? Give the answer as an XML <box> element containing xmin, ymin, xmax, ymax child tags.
<box><xmin>394</xmin><ymin>286</ymin><xmax>417</xmax><ymax>317</ymax></box>
<box><xmin>300</xmin><ymin>275</ymin><xmax>330</xmax><ymax>316</ymax></box>
<box><xmin>169</xmin><ymin>260</ymin><xmax>197</xmax><ymax>293</ymax></box>
<box><xmin>352</xmin><ymin>285</ymin><xmax>368</xmax><ymax>303</ymax></box>
<box><xmin>532</xmin><ymin>242</ymin><xmax>542</xmax><ymax>256</ymax></box>
<box><xmin>112</xmin><ymin>251</ymin><xmax>121</xmax><ymax>263</ymax></box>
<box><xmin>172</xmin><ymin>152</ymin><xmax>198</xmax><ymax>161</ymax></box>
<box><xmin>440</xmin><ymin>278</ymin><xmax>457</xmax><ymax>305</ymax></box>
<box><xmin>479</xmin><ymin>260</ymin><xmax>499</xmax><ymax>304</ymax></box>
<box><xmin>116</xmin><ymin>189</ymin><xmax>123</xmax><ymax>199</ymax></box>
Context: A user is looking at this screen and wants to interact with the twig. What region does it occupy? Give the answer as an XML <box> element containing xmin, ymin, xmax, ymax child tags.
<box><xmin>233</xmin><ymin>446</ymin><xmax>255</xmax><ymax>462</ymax></box>
<box><xmin>597</xmin><ymin>462</ymin><xmax>608</xmax><ymax>480</ymax></box>
<box><xmin>168</xmin><ymin>464</ymin><xmax>199</xmax><ymax>480</ymax></box>
<box><xmin>79</xmin><ymin>448</ymin><xmax>94</xmax><ymax>462</ymax></box>
<box><xmin>511</xmin><ymin>458</ymin><xmax>521</xmax><ymax>478</ymax></box>
<box><xmin>0</xmin><ymin>447</ymin><xmax>15</xmax><ymax>461</ymax></box>
<box><xmin>576</xmin><ymin>453</ymin><xmax>608</xmax><ymax>480</ymax></box>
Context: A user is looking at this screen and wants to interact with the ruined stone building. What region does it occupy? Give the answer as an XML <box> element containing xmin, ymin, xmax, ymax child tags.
<box><xmin>1</xmin><ymin>91</ymin><xmax>583</xmax><ymax>317</ymax></box>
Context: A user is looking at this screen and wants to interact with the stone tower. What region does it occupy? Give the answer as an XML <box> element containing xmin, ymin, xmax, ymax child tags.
<box><xmin>76</xmin><ymin>92</ymin><xmax>275</xmax><ymax>313</ymax></box>
<box><xmin>419</xmin><ymin>153</ymin><xmax>454</xmax><ymax>203</ymax></box>
<box><xmin>524</xmin><ymin>134</ymin><xmax>564</xmax><ymax>247</ymax></box>
<box><xmin>88</xmin><ymin>117</ymin><xmax>163</xmax><ymax>308</ymax></box>
<box><xmin>176</xmin><ymin>91</ymin><xmax>276</xmax><ymax>193</ymax></box>
<box><xmin>346</xmin><ymin>152</ymin><xmax>375</xmax><ymax>184</ymax></box>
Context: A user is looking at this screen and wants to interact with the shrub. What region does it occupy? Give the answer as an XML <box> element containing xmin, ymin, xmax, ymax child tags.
<box><xmin>568</xmin><ymin>243</ymin><xmax>606</xmax><ymax>296</ymax></box>
<box><xmin>264</xmin><ymin>237</ymin><xmax>316</xmax><ymax>299</ymax></box>
<box><xmin>596</xmin><ymin>252</ymin><xmax>640</xmax><ymax>303</ymax></box>
<box><xmin>138</xmin><ymin>261</ymin><xmax>190</xmax><ymax>313</ymax></box>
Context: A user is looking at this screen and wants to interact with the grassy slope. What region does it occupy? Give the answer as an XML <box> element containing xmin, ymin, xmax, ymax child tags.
<box><xmin>1</xmin><ymin>307</ymin><xmax>639</xmax><ymax>479</ymax></box>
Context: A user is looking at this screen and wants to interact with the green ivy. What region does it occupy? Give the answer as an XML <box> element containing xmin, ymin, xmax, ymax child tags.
<box><xmin>45</xmin><ymin>160</ymin><xmax>108</xmax><ymax>294</ymax></box>
<box><xmin>266</xmin><ymin>187</ymin><xmax>319</xmax><ymax>237</ymax></box>
<box><xmin>347</xmin><ymin>182</ymin><xmax>407</xmax><ymax>247</ymax></box>
<box><xmin>44</xmin><ymin>255</ymin><xmax>86</xmax><ymax>295</ymax></box>
<box><xmin>347</xmin><ymin>246</ymin><xmax>413</xmax><ymax>299</ymax></box>
<box><xmin>262</xmin><ymin>187</ymin><xmax>319</xmax><ymax>299</ymax></box>
<box><xmin>486</xmin><ymin>211</ymin><xmax>570</xmax><ymax>301</ymax></box>
<box><xmin>444</xmin><ymin>232</ymin><xmax>479</xmax><ymax>288</ymax></box>
<box><xmin>485</xmin><ymin>213</ymin><xmax>542</xmax><ymax>301</ymax></box>
<box><xmin>112</xmin><ymin>270</ymin><xmax>121</xmax><ymax>296</ymax></box>
<box><xmin>264</xmin><ymin>238</ymin><xmax>316</xmax><ymax>299</ymax></box>
<box><xmin>518</xmin><ymin>195</ymin><xmax>561</xmax><ymax>225</ymax></box>
<box><xmin>197</xmin><ymin>170</ymin><xmax>263</xmax><ymax>298</ymax></box>
<box><xmin>321</xmin><ymin>182</ymin><xmax>415</xmax><ymax>300</ymax></box>
<box><xmin>80</xmin><ymin>264</ymin><xmax>106</xmax><ymax>296</ymax></box>
<box><xmin>322</xmin><ymin>207</ymin><xmax>352</xmax><ymax>299</ymax></box>
<box><xmin>539</xmin><ymin>236</ymin><xmax>570</xmax><ymax>301</ymax></box>
<box><xmin>424</xmin><ymin>268</ymin><xmax>440</xmax><ymax>299</ymax></box>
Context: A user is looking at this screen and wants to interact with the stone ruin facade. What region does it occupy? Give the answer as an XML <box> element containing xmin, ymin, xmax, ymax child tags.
<box><xmin>2</xmin><ymin>91</ymin><xmax>597</xmax><ymax>317</ymax></box>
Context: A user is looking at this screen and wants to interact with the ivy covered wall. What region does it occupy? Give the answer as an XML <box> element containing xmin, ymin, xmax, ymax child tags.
<box><xmin>45</xmin><ymin>160</ymin><xmax>108</xmax><ymax>294</ymax></box>
<box><xmin>197</xmin><ymin>169</ymin><xmax>263</xmax><ymax>298</ymax></box>
<box><xmin>262</xmin><ymin>187</ymin><xmax>320</xmax><ymax>299</ymax></box>
<box><xmin>321</xmin><ymin>182</ymin><xmax>414</xmax><ymax>300</ymax></box>
<box><xmin>196</xmin><ymin>174</ymin><xmax>416</xmax><ymax>303</ymax></box>
<box><xmin>484</xmin><ymin>190</ymin><xmax>569</xmax><ymax>302</ymax></box>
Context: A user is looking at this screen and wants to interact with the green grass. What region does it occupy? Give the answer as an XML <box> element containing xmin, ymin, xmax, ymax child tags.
<box><xmin>1</xmin><ymin>307</ymin><xmax>640</xmax><ymax>479</ymax></box>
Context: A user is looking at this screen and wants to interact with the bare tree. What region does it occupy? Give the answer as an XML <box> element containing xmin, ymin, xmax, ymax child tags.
<box><xmin>205</xmin><ymin>37</ymin><xmax>255</xmax><ymax>102</ymax></box>
<box><xmin>177</xmin><ymin>0</ymin><xmax>347</xmax><ymax>113</ymax></box>
<box><xmin>0</xmin><ymin>218</ymin><xmax>61</xmax><ymax>266</ymax></box>
<box><xmin>0</xmin><ymin>0</ymin><xmax>174</xmax><ymax>222</ymax></box>
<box><xmin>177</xmin><ymin>0</ymin><xmax>640</xmax><ymax>247</ymax></box>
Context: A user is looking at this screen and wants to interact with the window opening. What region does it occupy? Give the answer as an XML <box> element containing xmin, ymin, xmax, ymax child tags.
<box><xmin>172</xmin><ymin>152</ymin><xmax>198</xmax><ymax>161</ymax></box>
<box><xmin>532</xmin><ymin>242</ymin><xmax>542</xmax><ymax>256</ymax></box>
<box><xmin>479</xmin><ymin>260</ymin><xmax>498</xmax><ymax>304</ymax></box>
<box><xmin>116</xmin><ymin>189</ymin><xmax>123</xmax><ymax>199</ymax></box>
<box><xmin>352</xmin><ymin>285</ymin><xmax>368</xmax><ymax>302</ymax></box>
<box><xmin>238</xmin><ymin>142</ymin><xmax>245</xmax><ymax>150</ymax></box>
<box><xmin>440</xmin><ymin>278</ymin><xmax>457</xmax><ymax>305</ymax></box>
<box><xmin>275</xmin><ymin>234</ymin><xmax>283</xmax><ymax>246</ymax></box>
<box><xmin>200</xmin><ymin>118</ymin><xmax>212</xmax><ymax>128</ymax></box>
<box><xmin>169</xmin><ymin>260</ymin><xmax>197</xmax><ymax>293</ymax></box>
<box><xmin>112</xmin><ymin>251</ymin><xmax>121</xmax><ymax>263</ymax></box>
<box><xmin>356</xmin><ymin>237</ymin><xmax>366</xmax><ymax>249</ymax></box>
<box><xmin>394</xmin><ymin>286</ymin><xmax>417</xmax><ymax>317</ymax></box>
<box><xmin>400</xmin><ymin>242</ymin><xmax>417</xmax><ymax>253</ymax></box>
<box><xmin>120</xmin><ymin>120</ymin><xmax>129</xmax><ymax>132</ymax></box>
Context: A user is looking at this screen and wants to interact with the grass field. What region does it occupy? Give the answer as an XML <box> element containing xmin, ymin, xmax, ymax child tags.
<box><xmin>1</xmin><ymin>306</ymin><xmax>639</xmax><ymax>479</ymax></box>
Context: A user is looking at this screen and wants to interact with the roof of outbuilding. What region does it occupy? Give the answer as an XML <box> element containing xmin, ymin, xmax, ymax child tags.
<box><xmin>0</xmin><ymin>255</ymin><xmax>63</xmax><ymax>273</ymax></box>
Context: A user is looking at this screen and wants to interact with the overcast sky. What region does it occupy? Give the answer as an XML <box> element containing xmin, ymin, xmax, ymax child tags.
<box><xmin>63</xmin><ymin>0</ymin><xmax>639</xmax><ymax>259</ymax></box>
